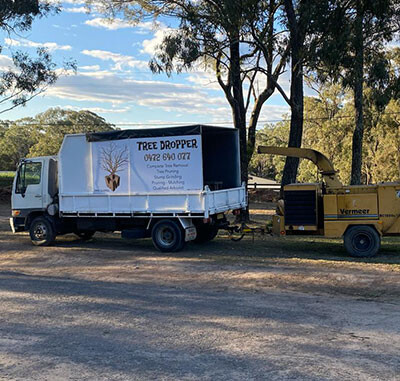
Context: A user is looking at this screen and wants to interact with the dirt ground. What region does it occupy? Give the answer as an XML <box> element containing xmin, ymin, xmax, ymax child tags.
<box><xmin>0</xmin><ymin>201</ymin><xmax>399</xmax><ymax>380</ymax></box>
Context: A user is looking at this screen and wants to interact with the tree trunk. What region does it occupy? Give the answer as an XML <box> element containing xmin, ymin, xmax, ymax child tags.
<box><xmin>397</xmin><ymin>124</ymin><xmax>400</xmax><ymax>179</ymax></box>
<box><xmin>247</xmin><ymin>89</ymin><xmax>273</xmax><ymax>163</ymax></box>
<box><xmin>230</xmin><ymin>36</ymin><xmax>249</xmax><ymax>221</ymax></box>
<box><xmin>247</xmin><ymin>0</ymin><xmax>277</xmax><ymax>165</ymax></box>
<box><xmin>350</xmin><ymin>2</ymin><xmax>364</xmax><ymax>185</ymax></box>
<box><xmin>281</xmin><ymin>66</ymin><xmax>304</xmax><ymax>187</ymax></box>
<box><xmin>282</xmin><ymin>0</ymin><xmax>304</xmax><ymax>188</ymax></box>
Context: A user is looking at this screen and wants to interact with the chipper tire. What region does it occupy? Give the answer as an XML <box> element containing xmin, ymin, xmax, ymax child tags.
<box><xmin>344</xmin><ymin>225</ymin><xmax>381</xmax><ymax>258</ymax></box>
<box><xmin>151</xmin><ymin>219</ymin><xmax>185</xmax><ymax>252</ymax></box>
<box><xmin>29</xmin><ymin>216</ymin><xmax>56</xmax><ymax>246</ymax></box>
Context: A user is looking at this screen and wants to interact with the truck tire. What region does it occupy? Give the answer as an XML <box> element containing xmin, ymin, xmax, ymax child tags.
<box><xmin>29</xmin><ymin>216</ymin><xmax>56</xmax><ymax>246</ymax></box>
<box><xmin>343</xmin><ymin>225</ymin><xmax>381</xmax><ymax>257</ymax></box>
<box><xmin>194</xmin><ymin>225</ymin><xmax>218</xmax><ymax>244</ymax></box>
<box><xmin>151</xmin><ymin>219</ymin><xmax>185</xmax><ymax>252</ymax></box>
<box><xmin>74</xmin><ymin>231</ymin><xmax>95</xmax><ymax>241</ymax></box>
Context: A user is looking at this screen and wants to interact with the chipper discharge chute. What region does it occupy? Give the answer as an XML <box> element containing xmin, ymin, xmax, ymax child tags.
<box><xmin>258</xmin><ymin>146</ymin><xmax>400</xmax><ymax>257</ymax></box>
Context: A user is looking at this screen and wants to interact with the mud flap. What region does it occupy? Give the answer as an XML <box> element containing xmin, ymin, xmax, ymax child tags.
<box><xmin>178</xmin><ymin>218</ymin><xmax>197</xmax><ymax>242</ymax></box>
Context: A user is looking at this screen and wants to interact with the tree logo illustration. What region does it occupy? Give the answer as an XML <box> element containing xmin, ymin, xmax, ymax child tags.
<box><xmin>99</xmin><ymin>143</ymin><xmax>129</xmax><ymax>191</ymax></box>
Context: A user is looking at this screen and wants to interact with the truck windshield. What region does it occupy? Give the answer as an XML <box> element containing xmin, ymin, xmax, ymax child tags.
<box><xmin>16</xmin><ymin>162</ymin><xmax>42</xmax><ymax>193</ymax></box>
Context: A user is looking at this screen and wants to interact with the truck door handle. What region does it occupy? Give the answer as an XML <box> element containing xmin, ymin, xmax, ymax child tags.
<box><xmin>35</xmin><ymin>195</ymin><xmax>42</xmax><ymax>198</ymax></box>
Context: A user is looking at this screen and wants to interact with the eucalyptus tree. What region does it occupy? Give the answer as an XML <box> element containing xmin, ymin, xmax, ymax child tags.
<box><xmin>307</xmin><ymin>0</ymin><xmax>400</xmax><ymax>184</ymax></box>
<box><xmin>0</xmin><ymin>1</ymin><xmax>77</xmax><ymax>115</ymax></box>
<box><xmin>28</xmin><ymin>108</ymin><xmax>115</xmax><ymax>157</ymax></box>
<box><xmin>0</xmin><ymin>108</ymin><xmax>114</xmax><ymax>169</ymax></box>
<box><xmin>91</xmin><ymin>0</ymin><xmax>290</xmax><ymax>188</ymax></box>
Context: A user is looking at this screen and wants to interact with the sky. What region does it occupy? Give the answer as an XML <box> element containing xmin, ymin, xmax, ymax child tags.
<box><xmin>0</xmin><ymin>0</ymin><xmax>293</xmax><ymax>128</ymax></box>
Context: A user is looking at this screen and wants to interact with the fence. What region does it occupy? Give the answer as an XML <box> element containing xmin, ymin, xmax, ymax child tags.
<box><xmin>247</xmin><ymin>183</ymin><xmax>281</xmax><ymax>191</ymax></box>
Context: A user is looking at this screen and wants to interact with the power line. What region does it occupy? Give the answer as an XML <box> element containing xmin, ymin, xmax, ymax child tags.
<box><xmin>2</xmin><ymin>110</ymin><xmax>400</xmax><ymax>127</ymax></box>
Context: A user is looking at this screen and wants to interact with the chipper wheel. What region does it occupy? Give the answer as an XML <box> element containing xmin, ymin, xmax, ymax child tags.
<box><xmin>343</xmin><ymin>225</ymin><xmax>381</xmax><ymax>257</ymax></box>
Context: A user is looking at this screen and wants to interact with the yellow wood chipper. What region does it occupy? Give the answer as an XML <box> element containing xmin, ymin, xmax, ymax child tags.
<box><xmin>258</xmin><ymin>146</ymin><xmax>400</xmax><ymax>257</ymax></box>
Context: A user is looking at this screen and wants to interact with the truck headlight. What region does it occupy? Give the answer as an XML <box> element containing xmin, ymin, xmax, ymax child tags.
<box><xmin>12</xmin><ymin>210</ymin><xmax>21</xmax><ymax>217</ymax></box>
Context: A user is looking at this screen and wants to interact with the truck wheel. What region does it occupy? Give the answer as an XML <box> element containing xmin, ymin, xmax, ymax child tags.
<box><xmin>74</xmin><ymin>231</ymin><xmax>95</xmax><ymax>241</ymax></box>
<box><xmin>152</xmin><ymin>219</ymin><xmax>185</xmax><ymax>252</ymax></box>
<box><xmin>29</xmin><ymin>217</ymin><xmax>56</xmax><ymax>246</ymax></box>
<box><xmin>194</xmin><ymin>225</ymin><xmax>218</xmax><ymax>244</ymax></box>
<box><xmin>344</xmin><ymin>226</ymin><xmax>381</xmax><ymax>257</ymax></box>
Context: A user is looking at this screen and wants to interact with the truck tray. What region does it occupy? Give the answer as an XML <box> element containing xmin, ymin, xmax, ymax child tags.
<box><xmin>60</xmin><ymin>185</ymin><xmax>247</xmax><ymax>218</ymax></box>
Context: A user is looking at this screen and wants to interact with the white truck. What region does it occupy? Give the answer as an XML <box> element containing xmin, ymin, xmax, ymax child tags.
<box><xmin>10</xmin><ymin>125</ymin><xmax>247</xmax><ymax>252</ymax></box>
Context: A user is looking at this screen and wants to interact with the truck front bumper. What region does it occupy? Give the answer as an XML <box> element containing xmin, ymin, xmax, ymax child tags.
<box><xmin>9</xmin><ymin>217</ymin><xmax>25</xmax><ymax>233</ymax></box>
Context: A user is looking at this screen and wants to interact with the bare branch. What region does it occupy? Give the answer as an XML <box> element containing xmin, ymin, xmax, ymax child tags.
<box><xmin>100</xmin><ymin>143</ymin><xmax>129</xmax><ymax>175</ymax></box>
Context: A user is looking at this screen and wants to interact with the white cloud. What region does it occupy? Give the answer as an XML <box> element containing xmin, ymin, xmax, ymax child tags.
<box><xmin>63</xmin><ymin>6</ymin><xmax>88</xmax><ymax>13</ymax></box>
<box><xmin>61</xmin><ymin>105</ymin><xmax>131</xmax><ymax>114</ymax></box>
<box><xmin>135</xmin><ymin>21</ymin><xmax>164</xmax><ymax>34</ymax></box>
<box><xmin>85</xmin><ymin>17</ymin><xmax>134</xmax><ymax>30</ymax></box>
<box><xmin>45</xmin><ymin>70</ymin><xmax>228</xmax><ymax>118</ymax></box>
<box><xmin>46</xmin><ymin>0</ymin><xmax>85</xmax><ymax>4</ymax></box>
<box><xmin>81</xmin><ymin>49</ymin><xmax>149</xmax><ymax>71</ymax></box>
<box><xmin>256</xmin><ymin>104</ymin><xmax>291</xmax><ymax>124</ymax></box>
<box><xmin>84</xmin><ymin>17</ymin><xmax>163</xmax><ymax>32</ymax></box>
<box><xmin>0</xmin><ymin>54</ymin><xmax>14</xmax><ymax>71</ymax></box>
<box><xmin>141</xmin><ymin>27</ymin><xmax>175</xmax><ymax>56</ymax></box>
<box><xmin>387</xmin><ymin>38</ymin><xmax>400</xmax><ymax>49</ymax></box>
<box><xmin>5</xmin><ymin>37</ymin><xmax>72</xmax><ymax>51</ymax></box>
<box><xmin>187</xmin><ymin>71</ymin><xmax>221</xmax><ymax>91</ymax></box>
<box><xmin>46</xmin><ymin>64</ymin><xmax>291</xmax><ymax>123</ymax></box>
<box><xmin>79</xmin><ymin>65</ymin><xmax>101</xmax><ymax>71</ymax></box>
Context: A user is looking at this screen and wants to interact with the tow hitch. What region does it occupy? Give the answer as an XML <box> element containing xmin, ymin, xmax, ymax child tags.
<box><xmin>225</xmin><ymin>223</ymin><xmax>266</xmax><ymax>242</ymax></box>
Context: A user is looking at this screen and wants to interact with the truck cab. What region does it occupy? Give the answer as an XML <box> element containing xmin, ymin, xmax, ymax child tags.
<box><xmin>10</xmin><ymin>156</ymin><xmax>58</xmax><ymax>233</ymax></box>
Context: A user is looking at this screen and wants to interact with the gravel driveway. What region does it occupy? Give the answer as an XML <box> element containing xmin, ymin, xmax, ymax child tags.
<box><xmin>0</xmin><ymin>202</ymin><xmax>399</xmax><ymax>380</ymax></box>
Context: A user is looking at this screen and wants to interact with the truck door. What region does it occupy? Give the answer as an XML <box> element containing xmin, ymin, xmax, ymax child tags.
<box><xmin>12</xmin><ymin>160</ymin><xmax>45</xmax><ymax>211</ymax></box>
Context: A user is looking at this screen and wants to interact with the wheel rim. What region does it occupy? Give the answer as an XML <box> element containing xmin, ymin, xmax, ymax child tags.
<box><xmin>156</xmin><ymin>225</ymin><xmax>176</xmax><ymax>247</ymax></box>
<box><xmin>33</xmin><ymin>222</ymin><xmax>48</xmax><ymax>241</ymax></box>
<box><xmin>352</xmin><ymin>232</ymin><xmax>373</xmax><ymax>252</ymax></box>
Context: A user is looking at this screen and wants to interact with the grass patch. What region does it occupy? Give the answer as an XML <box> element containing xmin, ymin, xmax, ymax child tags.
<box><xmin>0</xmin><ymin>172</ymin><xmax>14</xmax><ymax>188</ymax></box>
<box><xmin>213</xmin><ymin>232</ymin><xmax>400</xmax><ymax>266</ymax></box>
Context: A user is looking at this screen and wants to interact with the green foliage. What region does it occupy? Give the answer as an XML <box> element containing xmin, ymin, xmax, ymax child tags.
<box><xmin>362</xmin><ymin>99</ymin><xmax>400</xmax><ymax>183</ymax></box>
<box><xmin>1</xmin><ymin>1</ymin><xmax>54</xmax><ymax>33</ymax></box>
<box><xmin>0</xmin><ymin>108</ymin><xmax>114</xmax><ymax>170</ymax></box>
<box><xmin>305</xmin><ymin>0</ymin><xmax>400</xmax><ymax>183</ymax></box>
<box><xmin>148</xmin><ymin>1</ymin><xmax>275</xmax><ymax>73</ymax></box>
<box><xmin>0</xmin><ymin>172</ymin><xmax>14</xmax><ymax>188</ymax></box>
<box><xmin>250</xmin><ymin>82</ymin><xmax>400</xmax><ymax>185</ymax></box>
<box><xmin>0</xmin><ymin>121</ymin><xmax>39</xmax><ymax>169</ymax></box>
<box><xmin>249</xmin><ymin>120</ymin><xmax>290</xmax><ymax>182</ymax></box>
<box><xmin>308</xmin><ymin>0</ymin><xmax>400</xmax><ymax>94</ymax></box>
<box><xmin>0</xmin><ymin>1</ymin><xmax>76</xmax><ymax>114</ymax></box>
<box><xmin>28</xmin><ymin>108</ymin><xmax>114</xmax><ymax>157</ymax></box>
